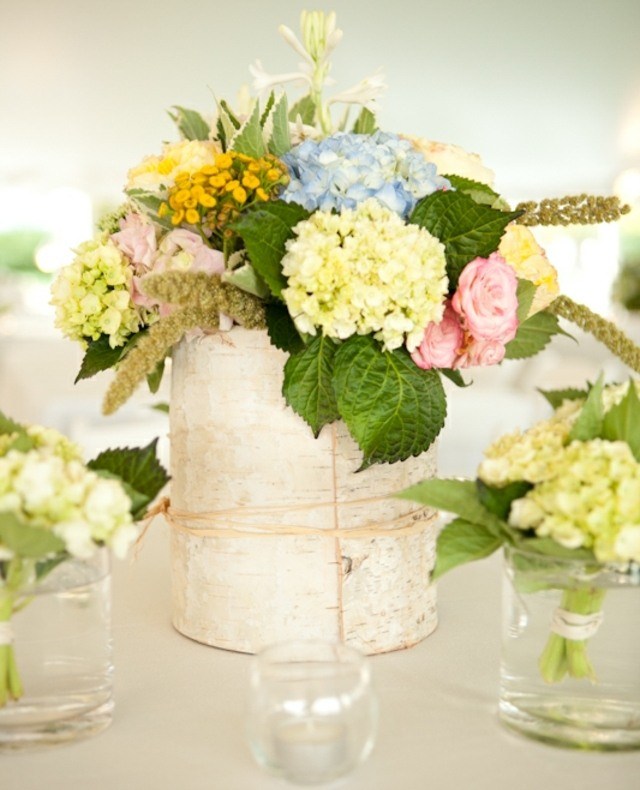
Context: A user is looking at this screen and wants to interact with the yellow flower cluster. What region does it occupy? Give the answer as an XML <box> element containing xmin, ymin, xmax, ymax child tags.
<box><xmin>281</xmin><ymin>198</ymin><xmax>448</xmax><ymax>351</ymax></box>
<box><xmin>158</xmin><ymin>151</ymin><xmax>289</xmax><ymax>237</ymax></box>
<box><xmin>498</xmin><ymin>224</ymin><xmax>559</xmax><ymax>315</ymax></box>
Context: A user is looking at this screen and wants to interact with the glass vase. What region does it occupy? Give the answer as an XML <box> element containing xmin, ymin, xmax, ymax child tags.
<box><xmin>0</xmin><ymin>549</ymin><xmax>113</xmax><ymax>750</ymax></box>
<box><xmin>246</xmin><ymin>640</ymin><xmax>377</xmax><ymax>785</ymax></box>
<box><xmin>499</xmin><ymin>545</ymin><xmax>640</xmax><ymax>750</ymax></box>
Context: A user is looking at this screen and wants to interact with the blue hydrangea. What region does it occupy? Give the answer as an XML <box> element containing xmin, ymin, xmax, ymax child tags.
<box><xmin>280</xmin><ymin>131</ymin><xmax>450</xmax><ymax>217</ymax></box>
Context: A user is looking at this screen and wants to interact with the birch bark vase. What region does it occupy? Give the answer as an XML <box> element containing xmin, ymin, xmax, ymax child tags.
<box><xmin>169</xmin><ymin>329</ymin><xmax>439</xmax><ymax>655</ymax></box>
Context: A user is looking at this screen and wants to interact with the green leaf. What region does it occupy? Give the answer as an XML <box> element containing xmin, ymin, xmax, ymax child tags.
<box><xmin>476</xmin><ymin>479</ymin><xmax>533</xmax><ymax>521</ymax></box>
<box><xmin>568</xmin><ymin>374</ymin><xmax>604</xmax><ymax>442</ymax></box>
<box><xmin>443</xmin><ymin>174</ymin><xmax>501</xmax><ymax>207</ymax></box>
<box><xmin>222</xmin><ymin>262</ymin><xmax>270</xmax><ymax>299</ymax></box>
<box><xmin>516</xmin><ymin>278</ymin><xmax>536</xmax><ymax>322</ymax></box>
<box><xmin>260</xmin><ymin>92</ymin><xmax>276</xmax><ymax>125</ymax></box>
<box><xmin>229</xmin><ymin>100</ymin><xmax>265</xmax><ymax>158</ymax></box>
<box><xmin>288</xmin><ymin>94</ymin><xmax>316</xmax><ymax>125</ymax></box>
<box><xmin>333</xmin><ymin>337</ymin><xmax>446</xmax><ymax>468</ymax></box>
<box><xmin>0</xmin><ymin>512</ymin><xmax>65</xmax><ymax>559</ymax></box>
<box><xmin>352</xmin><ymin>107</ymin><xmax>377</xmax><ymax>134</ymax></box>
<box><xmin>518</xmin><ymin>537</ymin><xmax>595</xmax><ymax>561</ymax></box>
<box><xmin>216</xmin><ymin>99</ymin><xmax>241</xmax><ymax>149</ymax></box>
<box><xmin>433</xmin><ymin>517</ymin><xmax>504</xmax><ymax>579</ymax></box>
<box><xmin>88</xmin><ymin>439</ymin><xmax>169</xmax><ymax>520</ymax></box>
<box><xmin>263</xmin><ymin>93</ymin><xmax>291</xmax><ymax>156</ymax></box>
<box><xmin>75</xmin><ymin>336</ymin><xmax>122</xmax><ymax>382</ymax></box>
<box><xmin>230</xmin><ymin>201</ymin><xmax>309</xmax><ymax>298</ymax></box>
<box><xmin>151</xmin><ymin>402</ymin><xmax>169</xmax><ymax>414</ymax></box>
<box><xmin>439</xmin><ymin>369</ymin><xmax>471</xmax><ymax>388</ymax></box>
<box><xmin>265</xmin><ymin>303</ymin><xmax>305</xmax><ymax>354</ymax></box>
<box><xmin>602</xmin><ymin>380</ymin><xmax>640</xmax><ymax>460</ymax></box>
<box><xmin>0</xmin><ymin>410</ymin><xmax>25</xmax><ymax>438</ymax></box>
<box><xmin>168</xmin><ymin>106</ymin><xmax>210</xmax><ymax>141</ymax></box>
<box><xmin>126</xmin><ymin>189</ymin><xmax>173</xmax><ymax>230</ymax></box>
<box><xmin>409</xmin><ymin>191</ymin><xmax>521</xmax><ymax>289</ymax></box>
<box><xmin>397</xmin><ymin>478</ymin><xmax>503</xmax><ymax>534</ymax></box>
<box><xmin>504</xmin><ymin>311</ymin><xmax>562</xmax><ymax>360</ymax></box>
<box><xmin>283</xmin><ymin>336</ymin><xmax>339</xmax><ymax>437</ymax></box>
<box><xmin>537</xmin><ymin>386</ymin><xmax>588</xmax><ymax>409</ymax></box>
<box><xmin>146</xmin><ymin>359</ymin><xmax>165</xmax><ymax>394</ymax></box>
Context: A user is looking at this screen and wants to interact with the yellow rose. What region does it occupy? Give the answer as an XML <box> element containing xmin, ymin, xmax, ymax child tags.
<box><xmin>499</xmin><ymin>225</ymin><xmax>559</xmax><ymax>314</ymax></box>
<box><xmin>406</xmin><ymin>137</ymin><xmax>495</xmax><ymax>187</ymax></box>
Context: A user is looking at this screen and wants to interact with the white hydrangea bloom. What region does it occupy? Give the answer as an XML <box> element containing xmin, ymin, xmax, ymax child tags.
<box><xmin>281</xmin><ymin>198</ymin><xmax>448</xmax><ymax>351</ymax></box>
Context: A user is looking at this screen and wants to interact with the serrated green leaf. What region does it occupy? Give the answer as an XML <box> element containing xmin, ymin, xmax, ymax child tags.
<box><xmin>0</xmin><ymin>512</ymin><xmax>65</xmax><ymax>559</ymax></box>
<box><xmin>439</xmin><ymin>369</ymin><xmax>471</xmax><ymax>388</ymax></box>
<box><xmin>432</xmin><ymin>517</ymin><xmax>504</xmax><ymax>579</ymax></box>
<box><xmin>230</xmin><ymin>100</ymin><xmax>265</xmax><ymax>158</ymax></box>
<box><xmin>222</xmin><ymin>263</ymin><xmax>271</xmax><ymax>299</ymax></box>
<box><xmin>126</xmin><ymin>189</ymin><xmax>173</xmax><ymax>230</ymax></box>
<box><xmin>409</xmin><ymin>191</ymin><xmax>521</xmax><ymax>289</ymax></box>
<box><xmin>516</xmin><ymin>278</ymin><xmax>536</xmax><ymax>322</ymax></box>
<box><xmin>88</xmin><ymin>440</ymin><xmax>169</xmax><ymax>520</ymax></box>
<box><xmin>230</xmin><ymin>201</ymin><xmax>309</xmax><ymax>298</ymax></box>
<box><xmin>216</xmin><ymin>99</ymin><xmax>241</xmax><ymax>150</ymax></box>
<box><xmin>260</xmin><ymin>92</ymin><xmax>276</xmax><ymax>126</ymax></box>
<box><xmin>601</xmin><ymin>380</ymin><xmax>640</xmax><ymax>460</ymax></box>
<box><xmin>288</xmin><ymin>94</ymin><xmax>316</xmax><ymax>125</ymax></box>
<box><xmin>334</xmin><ymin>337</ymin><xmax>446</xmax><ymax>468</ymax></box>
<box><xmin>264</xmin><ymin>93</ymin><xmax>291</xmax><ymax>156</ymax></box>
<box><xmin>568</xmin><ymin>374</ymin><xmax>604</xmax><ymax>442</ymax></box>
<box><xmin>146</xmin><ymin>358</ymin><xmax>165</xmax><ymax>394</ymax></box>
<box><xmin>476</xmin><ymin>479</ymin><xmax>533</xmax><ymax>521</ymax></box>
<box><xmin>0</xmin><ymin>410</ymin><xmax>25</xmax><ymax>438</ymax></box>
<box><xmin>168</xmin><ymin>106</ymin><xmax>210</xmax><ymax>141</ymax></box>
<box><xmin>443</xmin><ymin>174</ymin><xmax>501</xmax><ymax>207</ymax></box>
<box><xmin>504</xmin><ymin>311</ymin><xmax>562</xmax><ymax>360</ymax></box>
<box><xmin>397</xmin><ymin>478</ymin><xmax>504</xmax><ymax>534</ymax></box>
<box><xmin>537</xmin><ymin>386</ymin><xmax>588</xmax><ymax>409</ymax></box>
<box><xmin>75</xmin><ymin>336</ymin><xmax>123</xmax><ymax>382</ymax></box>
<box><xmin>265</xmin><ymin>303</ymin><xmax>305</xmax><ymax>354</ymax></box>
<box><xmin>352</xmin><ymin>107</ymin><xmax>377</xmax><ymax>134</ymax></box>
<box><xmin>283</xmin><ymin>336</ymin><xmax>339</xmax><ymax>437</ymax></box>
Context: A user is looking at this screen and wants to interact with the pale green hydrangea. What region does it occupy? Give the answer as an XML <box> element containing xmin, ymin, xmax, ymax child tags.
<box><xmin>508</xmin><ymin>439</ymin><xmax>640</xmax><ymax>563</ymax></box>
<box><xmin>50</xmin><ymin>237</ymin><xmax>143</xmax><ymax>348</ymax></box>
<box><xmin>281</xmin><ymin>198</ymin><xmax>448</xmax><ymax>351</ymax></box>
<box><xmin>0</xmin><ymin>447</ymin><xmax>136</xmax><ymax>560</ymax></box>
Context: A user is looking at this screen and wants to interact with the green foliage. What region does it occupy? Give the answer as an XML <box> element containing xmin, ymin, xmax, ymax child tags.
<box><xmin>432</xmin><ymin>518</ymin><xmax>504</xmax><ymax>579</ymax></box>
<box><xmin>229</xmin><ymin>100</ymin><xmax>266</xmax><ymax>158</ymax></box>
<box><xmin>477</xmin><ymin>479</ymin><xmax>533</xmax><ymax>521</ymax></box>
<box><xmin>0</xmin><ymin>411</ymin><xmax>35</xmax><ymax>453</ymax></box>
<box><xmin>409</xmin><ymin>191</ymin><xmax>521</xmax><ymax>289</ymax></box>
<box><xmin>126</xmin><ymin>189</ymin><xmax>173</xmax><ymax>230</ymax></box>
<box><xmin>75</xmin><ymin>332</ymin><xmax>145</xmax><ymax>383</ymax></box>
<box><xmin>265</xmin><ymin>303</ymin><xmax>305</xmax><ymax>354</ymax></box>
<box><xmin>283</xmin><ymin>337</ymin><xmax>340</xmax><ymax>437</ymax></box>
<box><xmin>0</xmin><ymin>411</ymin><xmax>25</xmax><ymax>437</ymax></box>
<box><xmin>568</xmin><ymin>374</ymin><xmax>604</xmax><ymax>442</ymax></box>
<box><xmin>333</xmin><ymin>337</ymin><xmax>446</xmax><ymax>468</ymax></box>
<box><xmin>601</xmin><ymin>380</ymin><xmax>640</xmax><ymax>460</ymax></box>
<box><xmin>231</xmin><ymin>201</ymin><xmax>310</xmax><ymax>298</ymax></box>
<box><xmin>146</xmin><ymin>359</ymin><xmax>165</xmax><ymax>394</ymax></box>
<box><xmin>88</xmin><ymin>439</ymin><xmax>169</xmax><ymax>520</ymax></box>
<box><xmin>515</xmin><ymin>279</ymin><xmax>536</xmax><ymax>323</ymax></box>
<box><xmin>352</xmin><ymin>108</ymin><xmax>377</xmax><ymax>134</ymax></box>
<box><xmin>216</xmin><ymin>99</ymin><xmax>241</xmax><ymax>150</ymax></box>
<box><xmin>538</xmin><ymin>386</ymin><xmax>588</xmax><ymax>409</ymax></box>
<box><xmin>288</xmin><ymin>95</ymin><xmax>316</xmax><ymax>125</ymax></box>
<box><xmin>504</xmin><ymin>311</ymin><xmax>564</xmax><ymax>360</ymax></box>
<box><xmin>439</xmin><ymin>369</ymin><xmax>471</xmax><ymax>388</ymax></box>
<box><xmin>443</xmin><ymin>175</ymin><xmax>501</xmax><ymax>208</ymax></box>
<box><xmin>168</xmin><ymin>106</ymin><xmax>210</xmax><ymax>141</ymax></box>
<box><xmin>0</xmin><ymin>512</ymin><xmax>65</xmax><ymax>559</ymax></box>
<box><xmin>222</xmin><ymin>263</ymin><xmax>270</xmax><ymax>299</ymax></box>
<box><xmin>263</xmin><ymin>93</ymin><xmax>291</xmax><ymax>156</ymax></box>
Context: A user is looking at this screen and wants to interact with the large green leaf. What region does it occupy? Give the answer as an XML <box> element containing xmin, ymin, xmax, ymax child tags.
<box><xmin>568</xmin><ymin>374</ymin><xmax>604</xmax><ymax>442</ymax></box>
<box><xmin>602</xmin><ymin>380</ymin><xmax>640</xmax><ymax>460</ymax></box>
<box><xmin>88</xmin><ymin>439</ymin><xmax>169</xmax><ymax>520</ymax></box>
<box><xmin>504</xmin><ymin>311</ymin><xmax>563</xmax><ymax>360</ymax></box>
<box><xmin>168</xmin><ymin>106</ymin><xmax>210</xmax><ymax>141</ymax></box>
<box><xmin>397</xmin><ymin>477</ymin><xmax>503</xmax><ymax>534</ymax></box>
<box><xmin>333</xmin><ymin>337</ymin><xmax>446</xmax><ymax>468</ymax></box>
<box><xmin>537</xmin><ymin>386</ymin><xmax>588</xmax><ymax>409</ymax></box>
<box><xmin>230</xmin><ymin>100</ymin><xmax>265</xmax><ymax>158</ymax></box>
<box><xmin>283</xmin><ymin>336</ymin><xmax>340</xmax><ymax>437</ymax></box>
<box><xmin>432</xmin><ymin>517</ymin><xmax>504</xmax><ymax>579</ymax></box>
<box><xmin>230</xmin><ymin>201</ymin><xmax>309</xmax><ymax>298</ymax></box>
<box><xmin>0</xmin><ymin>512</ymin><xmax>65</xmax><ymax>559</ymax></box>
<box><xmin>265</xmin><ymin>303</ymin><xmax>305</xmax><ymax>354</ymax></box>
<box><xmin>75</xmin><ymin>336</ymin><xmax>122</xmax><ymax>382</ymax></box>
<box><xmin>263</xmin><ymin>93</ymin><xmax>291</xmax><ymax>156</ymax></box>
<box><xmin>409</xmin><ymin>191</ymin><xmax>520</xmax><ymax>289</ymax></box>
<box><xmin>476</xmin><ymin>479</ymin><xmax>533</xmax><ymax>521</ymax></box>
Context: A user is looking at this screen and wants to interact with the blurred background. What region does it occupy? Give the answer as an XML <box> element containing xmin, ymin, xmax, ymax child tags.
<box><xmin>1</xmin><ymin>0</ymin><xmax>639</xmax><ymax>472</ymax></box>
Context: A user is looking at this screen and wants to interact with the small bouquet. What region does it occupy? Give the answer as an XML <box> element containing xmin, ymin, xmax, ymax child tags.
<box><xmin>0</xmin><ymin>412</ymin><xmax>168</xmax><ymax>706</ymax></box>
<box><xmin>50</xmin><ymin>10</ymin><xmax>635</xmax><ymax>468</ymax></box>
<box><xmin>398</xmin><ymin>378</ymin><xmax>640</xmax><ymax>682</ymax></box>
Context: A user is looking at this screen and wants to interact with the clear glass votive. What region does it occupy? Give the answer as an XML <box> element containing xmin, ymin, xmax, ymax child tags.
<box><xmin>247</xmin><ymin>640</ymin><xmax>377</xmax><ymax>785</ymax></box>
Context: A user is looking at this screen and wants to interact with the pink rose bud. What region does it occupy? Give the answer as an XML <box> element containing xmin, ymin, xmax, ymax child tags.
<box><xmin>411</xmin><ymin>301</ymin><xmax>464</xmax><ymax>370</ymax></box>
<box><xmin>454</xmin><ymin>337</ymin><xmax>506</xmax><ymax>369</ymax></box>
<box><xmin>451</xmin><ymin>253</ymin><xmax>519</xmax><ymax>344</ymax></box>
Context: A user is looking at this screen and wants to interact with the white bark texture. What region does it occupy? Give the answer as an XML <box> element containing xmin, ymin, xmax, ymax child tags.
<box><xmin>169</xmin><ymin>330</ymin><xmax>439</xmax><ymax>655</ymax></box>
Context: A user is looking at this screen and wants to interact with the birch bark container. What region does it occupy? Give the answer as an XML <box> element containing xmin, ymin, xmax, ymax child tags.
<box><xmin>169</xmin><ymin>330</ymin><xmax>439</xmax><ymax>655</ymax></box>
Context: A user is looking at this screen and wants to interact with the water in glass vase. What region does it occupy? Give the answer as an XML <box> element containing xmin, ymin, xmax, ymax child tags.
<box><xmin>499</xmin><ymin>546</ymin><xmax>640</xmax><ymax>751</ymax></box>
<box><xmin>0</xmin><ymin>550</ymin><xmax>113</xmax><ymax>750</ymax></box>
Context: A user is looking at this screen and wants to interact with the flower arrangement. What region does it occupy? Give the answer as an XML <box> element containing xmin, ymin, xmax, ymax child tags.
<box><xmin>398</xmin><ymin>377</ymin><xmax>640</xmax><ymax>682</ymax></box>
<box><xmin>0</xmin><ymin>411</ymin><xmax>168</xmax><ymax>707</ymax></box>
<box><xmin>51</xmin><ymin>11</ymin><xmax>635</xmax><ymax>468</ymax></box>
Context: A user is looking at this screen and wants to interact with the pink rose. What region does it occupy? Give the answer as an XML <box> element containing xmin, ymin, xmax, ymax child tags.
<box><xmin>411</xmin><ymin>302</ymin><xmax>464</xmax><ymax>370</ymax></box>
<box><xmin>111</xmin><ymin>213</ymin><xmax>157</xmax><ymax>270</ymax></box>
<box><xmin>451</xmin><ymin>253</ymin><xmax>518</xmax><ymax>344</ymax></box>
<box><xmin>455</xmin><ymin>338</ymin><xmax>506</xmax><ymax>369</ymax></box>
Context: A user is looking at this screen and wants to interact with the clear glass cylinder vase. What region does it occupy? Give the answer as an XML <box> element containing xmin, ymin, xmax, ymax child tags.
<box><xmin>0</xmin><ymin>549</ymin><xmax>113</xmax><ymax>750</ymax></box>
<box><xmin>499</xmin><ymin>545</ymin><xmax>640</xmax><ymax>750</ymax></box>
